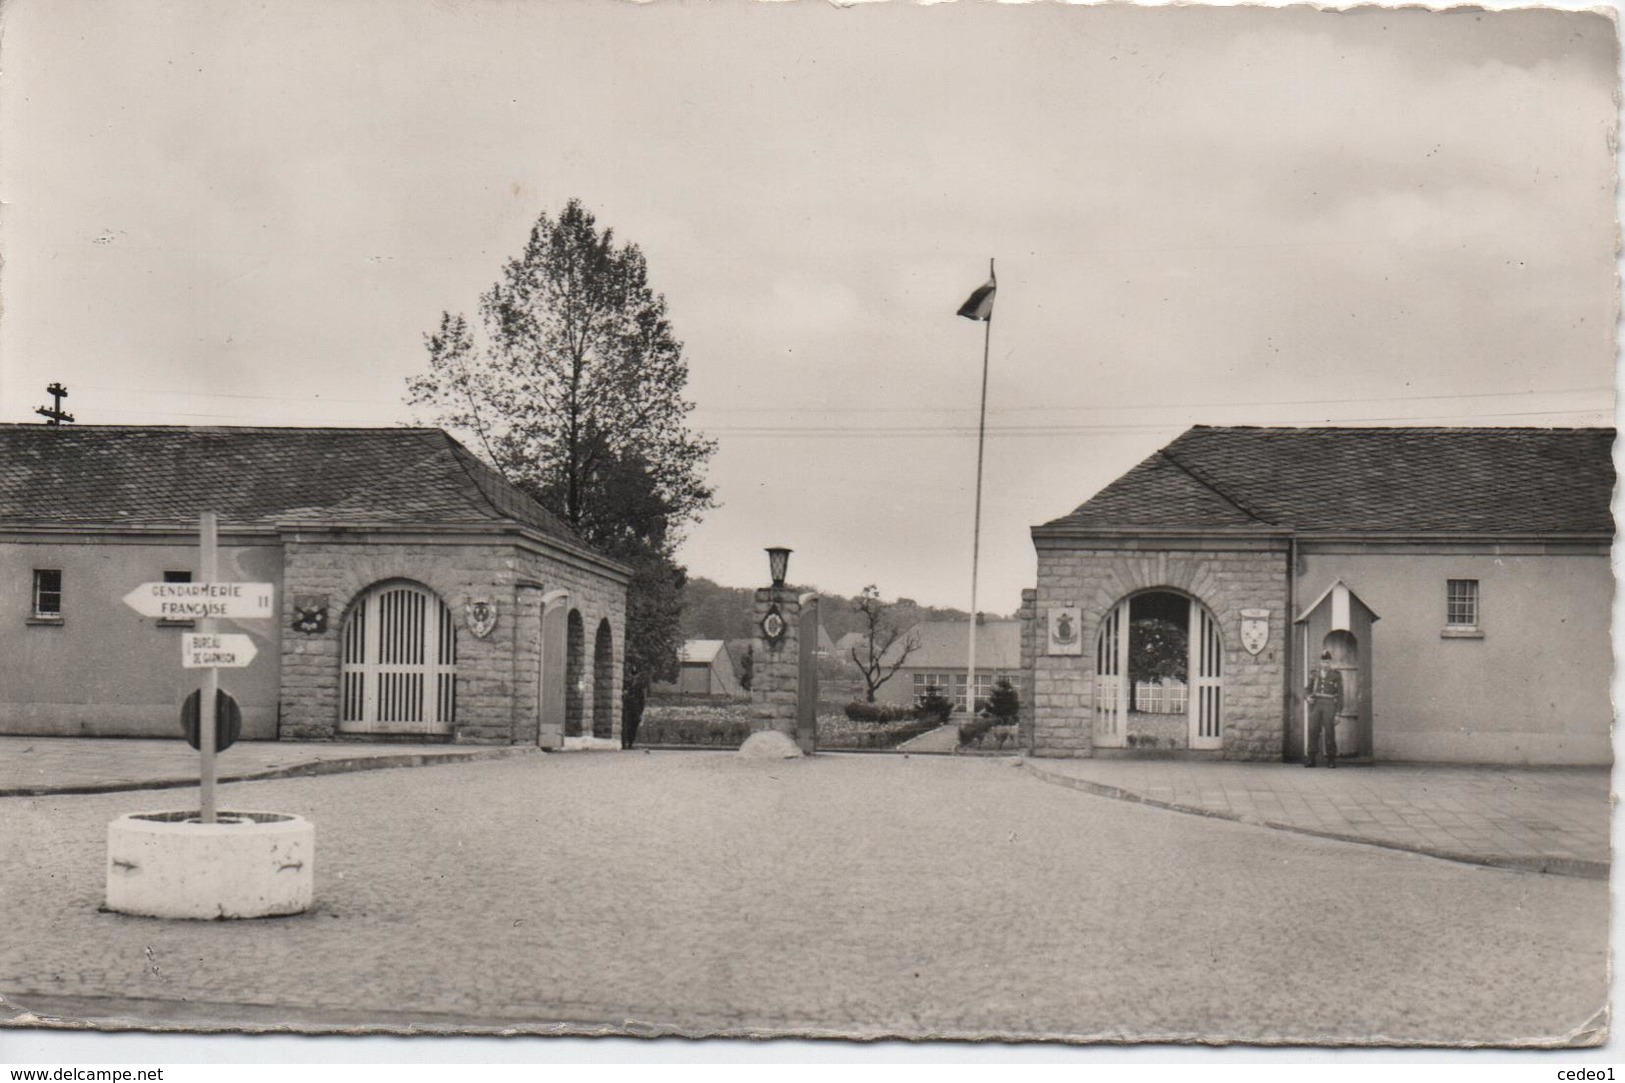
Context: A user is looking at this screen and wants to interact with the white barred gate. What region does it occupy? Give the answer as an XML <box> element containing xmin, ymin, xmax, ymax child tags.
<box><xmin>340</xmin><ymin>582</ymin><xmax>457</xmax><ymax>735</ymax></box>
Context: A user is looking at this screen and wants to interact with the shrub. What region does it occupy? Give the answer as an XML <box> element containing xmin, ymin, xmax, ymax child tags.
<box><xmin>988</xmin><ymin>677</ymin><xmax>1020</xmax><ymax>723</ymax></box>
<box><xmin>915</xmin><ymin>688</ymin><xmax>955</xmax><ymax>724</ymax></box>
<box><xmin>957</xmin><ymin>713</ymin><xmax>994</xmax><ymax>749</ymax></box>
<box><xmin>843</xmin><ymin>701</ymin><xmax>915</xmax><ymax>723</ymax></box>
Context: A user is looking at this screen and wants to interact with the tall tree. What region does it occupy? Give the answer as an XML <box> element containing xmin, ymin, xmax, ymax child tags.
<box><xmin>1128</xmin><ymin>617</ymin><xmax>1188</xmax><ymax>713</ymax></box>
<box><xmin>850</xmin><ymin>585</ymin><xmax>920</xmax><ymax>703</ymax></box>
<box><xmin>406</xmin><ymin>199</ymin><xmax>715</xmax><ymax>741</ymax></box>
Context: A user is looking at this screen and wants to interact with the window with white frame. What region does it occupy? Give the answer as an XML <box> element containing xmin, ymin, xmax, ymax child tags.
<box><xmin>953</xmin><ymin>672</ymin><xmax>1003</xmax><ymax>713</ymax></box>
<box><xmin>31</xmin><ymin>569</ymin><xmax>62</xmax><ymax>620</ymax></box>
<box><xmin>1446</xmin><ymin>579</ymin><xmax>1479</xmax><ymax>629</ymax></box>
<box><xmin>913</xmin><ymin>672</ymin><xmax>950</xmax><ymax>705</ymax></box>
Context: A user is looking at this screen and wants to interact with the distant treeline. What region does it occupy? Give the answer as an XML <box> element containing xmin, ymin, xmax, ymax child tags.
<box><xmin>678</xmin><ymin>576</ymin><xmax>1008</xmax><ymax>644</ymax></box>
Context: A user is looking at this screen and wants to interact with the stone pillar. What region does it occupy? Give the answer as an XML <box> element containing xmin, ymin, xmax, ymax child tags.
<box><xmin>749</xmin><ymin>586</ymin><xmax>802</xmax><ymax>736</ymax></box>
<box><xmin>1018</xmin><ymin>588</ymin><xmax>1038</xmax><ymax>752</ymax></box>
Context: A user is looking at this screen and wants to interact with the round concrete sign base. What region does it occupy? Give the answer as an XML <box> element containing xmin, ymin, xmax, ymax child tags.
<box><xmin>105</xmin><ymin>811</ymin><xmax>314</xmax><ymax>920</ymax></box>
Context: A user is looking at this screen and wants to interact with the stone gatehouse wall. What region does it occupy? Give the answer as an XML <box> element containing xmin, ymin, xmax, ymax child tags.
<box><xmin>278</xmin><ymin>534</ymin><xmax>625</xmax><ymax>744</ymax></box>
<box><xmin>1024</xmin><ymin>540</ymin><xmax>1289</xmax><ymax>761</ymax></box>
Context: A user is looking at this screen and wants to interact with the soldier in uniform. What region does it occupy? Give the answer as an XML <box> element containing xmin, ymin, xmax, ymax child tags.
<box><xmin>1304</xmin><ymin>648</ymin><xmax>1343</xmax><ymax>768</ymax></box>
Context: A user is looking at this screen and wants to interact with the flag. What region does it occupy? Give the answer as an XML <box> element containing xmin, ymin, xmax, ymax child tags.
<box><xmin>957</xmin><ymin>271</ymin><xmax>996</xmax><ymax>321</ymax></box>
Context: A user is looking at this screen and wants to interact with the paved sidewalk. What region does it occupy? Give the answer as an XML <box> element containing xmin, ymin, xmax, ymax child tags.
<box><xmin>1020</xmin><ymin>757</ymin><xmax>1612</xmax><ymax>879</ymax></box>
<box><xmin>0</xmin><ymin>736</ymin><xmax>535</xmax><ymax>797</ymax></box>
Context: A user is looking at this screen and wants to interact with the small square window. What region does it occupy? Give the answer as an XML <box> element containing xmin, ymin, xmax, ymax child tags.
<box><xmin>1446</xmin><ymin>579</ymin><xmax>1479</xmax><ymax>629</ymax></box>
<box><xmin>32</xmin><ymin>569</ymin><xmax>62</xmax><ymax>619</ymax></box>
<box><xmin>159</xmin><ymin>571</ymin><xmax>194</xmax><ymax>625</ymax></box>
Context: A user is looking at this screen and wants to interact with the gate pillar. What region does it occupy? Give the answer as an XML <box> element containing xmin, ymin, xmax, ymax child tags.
<box><xmin>749</xmin><ymin>577</ymin><xmax>818</xmax><ymax>754</ymax></box>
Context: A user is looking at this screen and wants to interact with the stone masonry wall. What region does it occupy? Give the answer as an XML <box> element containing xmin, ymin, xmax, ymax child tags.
<box><xmin>1018</xmin><ymin>589</ymin><xmax>1038</xmax><ymax>751</ymax></box>
<box><xmin>1030</xmin><ymin>542</ymin><xmax>1289</xmax><ymax>761</ymax></box>
<box><xmin>749</xmin><ymin>587</ymin><xmax>801</xmax><ymax>735</ymax></box>
<box><xmin>278</xmin><ymin>536</ymin><xmax>625</xmax><ymax>745</ymax></box>
<box><xmin>510</xmin><ymin>551</ymin><xmax>626</xmax><ymax>748</ymax></box>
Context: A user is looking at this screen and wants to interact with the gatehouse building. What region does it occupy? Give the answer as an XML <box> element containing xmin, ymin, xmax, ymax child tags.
<box><xmin>0</xmin><ymin>425</ymin><xmax>629</xmax><ymax>746</ymax></box>
<box><xmin>1020</xmin><ymin>426</ymin><xmax>1614</xmax><ymax>766</ymax></box>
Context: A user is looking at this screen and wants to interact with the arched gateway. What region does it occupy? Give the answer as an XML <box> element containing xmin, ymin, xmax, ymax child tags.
<box><xmin>339</xmin><ymin>580</ymin><xmax>457</xmax><ymax>736</ymax></box>
<box><xmin>1094</xmin><ymin>590</ymin><xmax>1223</xmax><ymax>751</ymax></box>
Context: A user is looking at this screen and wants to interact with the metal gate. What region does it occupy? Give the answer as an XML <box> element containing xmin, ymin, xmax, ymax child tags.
<box><xmin>1093</xmin><ymin>603</ymin><xmax>1127</xmax><ymax>748</ymax></box>
<box><xmin>1188</xmin><ymin>599</ymin><xmax>1223</xmax><ymax>750</ymax></box>
<box><xmin>340</xmin><ymin>583</ymin><xmax>457</xmax><ymax>735</ymax></box>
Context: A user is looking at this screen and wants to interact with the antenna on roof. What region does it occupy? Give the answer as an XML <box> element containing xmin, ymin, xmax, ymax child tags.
<box><xmin>35</xmin><ymin>383</ymin><xmax>75</xmax><ymax>425</ymax></box>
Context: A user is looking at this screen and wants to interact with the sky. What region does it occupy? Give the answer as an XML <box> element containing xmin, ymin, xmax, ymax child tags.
<box><xmin>0</xmin><ymin>0</ymin><xmax>1617</xmax><ymax>612</ymax></box>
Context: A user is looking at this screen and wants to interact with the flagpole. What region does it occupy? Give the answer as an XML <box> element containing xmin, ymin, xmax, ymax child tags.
<box><xmin>967</xmin><ymin>257</ymin><xmax>993</xmax><ymax>724</ymax></box>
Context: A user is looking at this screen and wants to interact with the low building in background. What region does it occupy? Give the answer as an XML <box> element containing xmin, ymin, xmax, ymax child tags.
<box><xmin>871</xmin><ymin>617</ymin><xmax>1022</xmax><ymax>714</ymax></box>
<box><xmin>652</xmin><ymin>639</ymin><xmax>744</xmax><ymax>698</ymax></box>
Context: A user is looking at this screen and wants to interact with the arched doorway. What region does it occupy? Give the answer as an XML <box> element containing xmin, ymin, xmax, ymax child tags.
<box><xmin>1094</xmin><ymin>590</ymin><xmax>1223</xmax><ymax>751</ymax></box>
<box><xmin>564</xmin><ymin>609</ymin><xmax>586</xmax><ymax>737</ymax></box>
<box><xmin>537</xmin><ymin>591</ymin><xmax>568</xmax><ymax>747</ymax></box>
<box><xmin>340</xmin><ymin>580</ymin><xmax>457</xmax><ymax>735</ymax></box>
<box><xmin>592</xmin><ymin>619</ymin><xmax>614</xmax><ymax>739</ymax></box>
<box><xmin>1323</xmin><ymin>629</ymin><xmax>1363</xmax><ymax>760</ymax></box>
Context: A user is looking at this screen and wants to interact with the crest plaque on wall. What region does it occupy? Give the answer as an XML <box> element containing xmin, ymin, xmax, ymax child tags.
<box><xmin>291</xmin><ymin>594</ymin><xmax>328</xmax><ymax>635</ymax></box>
<box><xmin>465</xmin><ymin>596</ymin><xmax>498</xmax><ymax>639</ymax></box>
<box><xmin>1240</xmin><ymin>608</ymin><xmax>1270</xmax><ymax>656</ymax></box>
<box><xmin>1047</xmin><ymin>606</ymin><xmax>1083</xmax><ymax>656</ymax></box>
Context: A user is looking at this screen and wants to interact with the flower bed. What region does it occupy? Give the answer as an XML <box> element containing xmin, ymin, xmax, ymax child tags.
<box><xmin>816</xmin><ymin>715</ymin><xmax>940</xmax><ymax>751</ymax></box>
<box><xmin>637</xmin><ymin>701</ymin><xmax>754</xmax><ymax>748</ymax></box>
<box><xmin>635</xmin><ymin>700</ymin><xmax>939</xmax><ymax>751</ymax></box>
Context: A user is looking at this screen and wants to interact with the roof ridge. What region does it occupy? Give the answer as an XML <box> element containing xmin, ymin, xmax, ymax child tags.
<box><xmin>1186</xmin><ymin>424</ymin><xmax>1615</xmax><ymax>435</ymax></box>
<box><xmin>437</xmin><ymin>434</ymin><xmax>585</xmax><ymax>544</ymax></box>
<box><xmin>0</xmin><ymin>423</ymin><xmax>444</xmax><ymax>433</ymax></box>
<box><xmin>1156</xmin><ymin>447</ymin><xmax>1277</xmax><ymax>526</ymax></box>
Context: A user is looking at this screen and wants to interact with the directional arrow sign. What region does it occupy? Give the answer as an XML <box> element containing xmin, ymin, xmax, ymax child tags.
<box><xmin>122</xmin><ymin>581</ymin><xmax>275</xmax><ymax>621</ymax></box>
<box><xmin>182</xmin><ymin>633</ymin><xmax>259</xmax><ymax>669</ymax></box>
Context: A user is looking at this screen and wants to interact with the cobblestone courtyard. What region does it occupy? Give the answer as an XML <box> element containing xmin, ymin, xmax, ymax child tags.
<box><xmin>0</xmin><ymin>752</ymin><xmax>1608</xmax><ymax>1044</ymax></box>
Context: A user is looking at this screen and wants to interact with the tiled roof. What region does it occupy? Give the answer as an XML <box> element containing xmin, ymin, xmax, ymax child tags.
<box><xmin>1041</xmin><ymin>427</ymin><xmax>1616</xmax><ymax>536</ymax></box>
<box><xmin>885</xmin><ymin>619</ymin><xmax>1022</xmax><ymax>670</ymax></box>
<box><xmin>0</xmin><ymin>424</ymin><xmax>584</xmax><ymax>544</ymax></box>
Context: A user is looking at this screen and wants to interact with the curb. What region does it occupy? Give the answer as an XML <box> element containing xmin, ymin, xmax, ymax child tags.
<box><xmin>1017</xmin><ymin>759</ymin><xmax>1610</xmax><ymax>882</ymax></box>
<box><xmin>0</xmin><ymin>745</ymin><xmax>539</xmax><ymax>799</ymax></box>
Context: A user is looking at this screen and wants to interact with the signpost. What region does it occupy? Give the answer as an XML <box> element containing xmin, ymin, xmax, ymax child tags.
<box><xmin>120</xmin><ymin>513</ymin><xmax>274</xmax><ymax>824</ymax></box>
<box><xmin>181</xmin><ymin>633</ymin><xmax>258</xmax><ymax>669</ymax></box>
<box><xmin>105</xmin><ymin>512</ymin><xmax>311</xmax><ymax>922</ymax></box>
<box><xmin>123</xmin><ymin>581</ymin><xmax>275</xmax><ymax>620</ymax></box>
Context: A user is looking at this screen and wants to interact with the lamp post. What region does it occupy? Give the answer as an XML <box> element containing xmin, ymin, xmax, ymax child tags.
<box><xmin>765</xmin><ymin>547</ymin><xmax>792</xmax><ymax>589</ymax></box>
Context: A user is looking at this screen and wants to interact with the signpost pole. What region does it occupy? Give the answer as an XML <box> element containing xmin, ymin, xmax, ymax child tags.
<box><xmin>199</xmin><ymin>512</ymin><xmax>219</xmax><ymax>825</ymax></box>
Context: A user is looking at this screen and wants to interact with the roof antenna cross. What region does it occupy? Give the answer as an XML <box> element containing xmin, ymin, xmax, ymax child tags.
<box><xmin>35</xmin><ymin>382</ymin><xmax>75</xmax><ymax>425</ymax></box>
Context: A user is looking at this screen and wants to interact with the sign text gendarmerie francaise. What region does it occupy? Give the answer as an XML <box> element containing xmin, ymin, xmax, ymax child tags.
<box><xmin>122</xmin><ymin>581</ymin><xmax>276</xmax><ymax>620</ymax></box>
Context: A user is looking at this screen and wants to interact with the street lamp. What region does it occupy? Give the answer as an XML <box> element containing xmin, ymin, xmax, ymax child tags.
<box><xmin>765</xmin><ymin>547</ymin><xmax>792</xmax><ymax>589</ymax></box>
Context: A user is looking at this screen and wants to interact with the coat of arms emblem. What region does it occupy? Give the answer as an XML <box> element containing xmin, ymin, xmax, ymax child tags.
<box><xmin>465</xmin><ymin>596</ymin><xmax>498</xmax><ymax>639</ymax></box>
<box><xmin>291</xmin><ymin>594</ymin><xmax>328</xmax><ymax>635</ymax></box>
<box><xmin>1047</xmin><ymin>606</ymin><xmax>1083</xmax><ymax>656</ymax></box>
<box><xmin>1240</xmin><ymin>608</ymin><xmax>1270</xmax><ymax>656</ymax></box>
<box><xmin>760</xmin><ymin>603</ymin><xmax>787</xmax><ymax>649</ymax></box>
